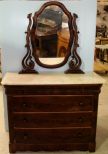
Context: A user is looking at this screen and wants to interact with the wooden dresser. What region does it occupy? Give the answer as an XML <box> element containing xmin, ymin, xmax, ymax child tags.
<box><xmin>2</xmin><ymin>72</ymin><xmax>104</xmax><ymax>153</ymax></box>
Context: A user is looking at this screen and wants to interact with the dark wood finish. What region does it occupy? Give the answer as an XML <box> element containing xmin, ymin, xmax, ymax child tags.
<box><xmin>20</xmin><ymin>14</ymin><xmax>38</xmax><ymax>74</ymax></box>
<box><xmin>13</xmin><ymin>112</ymin><xmax>93</xmax><ymax>128</ymax></box>
<box><xmin>11</xmin><ymin>95</ymin><xmax>94</xmax><ymax>112</ymax></box>
<box><xmin>20</xmin><ymin>1</ymin><xmax>83</xmax><ymax>73</ymax></box>
<box><xmin>4</xmin><ymin>83</ymin><xmax>102</xmax><ymax>153</ymax></box>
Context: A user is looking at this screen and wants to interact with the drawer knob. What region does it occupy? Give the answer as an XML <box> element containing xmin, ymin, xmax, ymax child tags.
<box><xmin>79</xmin><ymin>117</ymin><xmax>84</xmax><ymax>123</ymax></box>
<box><xmin>23</xmin><ymin>103</ymin><xmax>27</xmax><ymax>107</ymax></box>
<box><xmin>23</xmin><ymin>134</ymin><xmax>28</xmax><ymax>140</ymax></box>
<box><xmin>79</xmin><ymin>102</ymin><xmax>84</xmax><ymax>106</ymax></box>
<box><xmin>77</xmin><ymin>132</ymin><xmax>83</xmax><ymax>137</ymax></box>
<box><xmin>23</xmin><ymin>118</ymin><xmax>28</xmax><ymax>123</ymax></box>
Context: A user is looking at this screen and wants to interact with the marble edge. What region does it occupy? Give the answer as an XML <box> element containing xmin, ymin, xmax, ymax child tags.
<box><xmin>1</xmin><ymin>72</ymin><xmax>105</xmax><ymax>86</ymax></box>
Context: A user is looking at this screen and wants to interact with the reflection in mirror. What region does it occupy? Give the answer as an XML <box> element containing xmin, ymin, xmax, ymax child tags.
<box><xmin>39</xmin><ymin>57</ymin><xmax>65</xmax><ymax>65</ymax></box>
<box><xmin>35</xmin><ymin>5</ymin><xmax>70</xmax><ymax>65</ymax></box>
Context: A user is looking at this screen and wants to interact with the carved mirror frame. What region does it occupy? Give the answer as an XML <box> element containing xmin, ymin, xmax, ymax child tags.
<box><xmin>20</xmin><ymin>1</ymin><xmax>84</xmax><ymax>74</ymax></box>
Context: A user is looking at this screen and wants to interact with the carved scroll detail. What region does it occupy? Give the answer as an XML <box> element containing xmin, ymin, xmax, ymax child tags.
<box><xmin>65</xmin><ymin>14</ymin><xmax>84</xmax><ymax>73</ymax></box>
<box><xmin>20</xmin><ymin>13</ymin><xmax>38</xmax><ymax>74</ymax></box>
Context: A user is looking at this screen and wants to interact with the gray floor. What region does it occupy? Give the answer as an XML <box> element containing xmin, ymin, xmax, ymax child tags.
<box><xmin>0</xmin><ymin>73</ymin><xmax>108</xmax><ymax>154</ymax></box>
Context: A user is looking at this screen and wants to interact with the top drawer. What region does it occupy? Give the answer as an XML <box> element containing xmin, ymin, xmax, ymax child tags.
<box><xmin>9</xmin><ymin>95</ymin><xmax>94</xmax><ymax>112</ymax></box>
<box><xmin>5</xmin><ymin>84</ymin><xmax>102</xmax><ymax>95</ymax></box>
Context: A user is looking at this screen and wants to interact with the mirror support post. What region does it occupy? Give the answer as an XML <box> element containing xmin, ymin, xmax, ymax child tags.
<box><xmin>65</xmin><ymin>14</ymin><xmax>84</xmax><ymax>74</ymax></box>
<box><xmin>19</xmin><ymin>13</ymin><xmax>38</xmax><ymax>74</ymax></box>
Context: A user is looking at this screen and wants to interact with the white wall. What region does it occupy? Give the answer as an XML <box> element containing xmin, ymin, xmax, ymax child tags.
<box><xmin>0</xmin><ymin>0</ymin><xmax>97</xmax><ymax>74</ymax></box>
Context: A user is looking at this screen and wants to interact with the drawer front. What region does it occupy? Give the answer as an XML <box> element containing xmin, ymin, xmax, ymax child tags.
<box><xmin>14</xmin><ymin>128</ymin><xmax>92</xmax><ymax>144</ymax></box>
<box><xmin>11</xmin><ymin>95</ymin><xmax>94</xmax><ymax>112</ymax></box>
<box><xmin>13</xmin><ymin>112</ymin><xmax>93</xmax><ymax>128</ymax></box>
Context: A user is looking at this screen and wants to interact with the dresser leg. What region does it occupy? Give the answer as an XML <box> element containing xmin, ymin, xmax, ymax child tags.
<box><xmin>89</xmin><ymin>142</ymin><xmax>96</xmax><ymax>152</ymax></box>
<box><xmin>9</xmin><ymin>143</ymin><xmax>16</xmax><ymax>153</ymax></box>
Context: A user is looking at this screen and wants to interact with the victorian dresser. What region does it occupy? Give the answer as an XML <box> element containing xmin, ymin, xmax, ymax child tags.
<box><xmin>2</xmin><ymin>72</ymin><xmax>104</xmax><ymax>153</ymax></box>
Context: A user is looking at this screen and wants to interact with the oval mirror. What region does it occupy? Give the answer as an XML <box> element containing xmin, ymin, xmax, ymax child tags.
<box><xmin>20</xmin><ymin>1</ymin><xmax>83</xmax><ymax>74</ymax></box>
<box><xmin>31</xmin><ymin>1</ymin><xmax>73</xmax><ymax>69</ymax></box>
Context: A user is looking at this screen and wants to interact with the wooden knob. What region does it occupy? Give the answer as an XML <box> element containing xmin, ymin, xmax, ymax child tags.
<box><xmin>79</xmin><ymin>117</ymin><xmax>83</xmax><ymax>123</ymax></box>
<box><xmin>23</xmin><ymin>134</ymin><xmax>28</xmax><ymax>140</ymax></box>
<box><xmin>23</xmin><ymin>118</ymin><xmax>28</xmax><ymax>123</ymax></box>
<box><xmin>79</xmin><ymin>102</ymin><xmax>84</xmax><ymax>106</ymax></box>
<box><xmin>23</xmin><ymin>103</ymin><xmax>27</xmax><ymax>107</ymax></box>
<box><xmin>77</xmin><ymin>132</ymin><xmax>82</xmax><ymax>137</ymax></box>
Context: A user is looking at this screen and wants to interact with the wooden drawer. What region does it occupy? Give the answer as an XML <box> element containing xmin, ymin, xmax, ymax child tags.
<box><xmin>11</xmin><ymin>95</ymin><xmax>94</xmax><ymax>112</ymax></box>
<box><xmin>13</xmin><ymin>112</ymin><xmax>93</xmax><ymax>128</ymax></box>
<box><xmin>14</xmin><ymin>128</ymin><xmax>92</xmax><ymax>144</ymax></box>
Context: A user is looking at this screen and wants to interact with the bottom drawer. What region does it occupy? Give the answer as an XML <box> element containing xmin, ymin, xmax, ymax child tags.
<box><xmin>14</xmin><ymin>128</ymin><xmax>92</xmax><ymax>144</ymax></box>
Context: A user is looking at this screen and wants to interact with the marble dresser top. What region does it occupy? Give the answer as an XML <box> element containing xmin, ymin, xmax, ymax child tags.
<box><xmin>1</xmin><ymin>72</ymin><xmax>105</xmax><ymax>86</ymax></box>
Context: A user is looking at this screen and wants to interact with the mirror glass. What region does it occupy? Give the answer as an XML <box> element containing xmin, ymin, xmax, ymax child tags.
<box><xmin>35</xmin><ymin>5</ymin><xmax>70</xmax><ymax>65</ymax></box>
